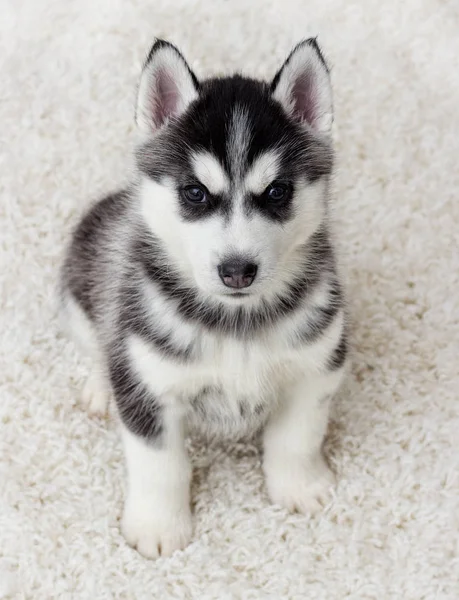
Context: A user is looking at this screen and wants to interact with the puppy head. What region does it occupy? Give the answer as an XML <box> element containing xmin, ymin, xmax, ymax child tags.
<box><xmin>135</xmin><ymin>39</ymin><xmax>334</xmax><ymax>303</ymax></box>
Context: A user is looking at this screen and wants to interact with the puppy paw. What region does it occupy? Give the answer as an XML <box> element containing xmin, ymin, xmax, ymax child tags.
<box><xmin>80</xmin><ymin>372</ymin><xmax>110</xmax><ymax>417</ymax></box>
<box><xmin>121</xmin><ymin>498</ymin><xmax>192</xmax><ymax>559</ymax></box>
<box><xmin>264</xmin><ymin>455</ymin><xmax>336</xmax><ymax>515</ymax></box>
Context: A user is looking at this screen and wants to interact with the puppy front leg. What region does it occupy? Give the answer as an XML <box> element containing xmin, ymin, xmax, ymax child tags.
<box><xmin>110</xmin><ymin>360</ymin><xmax>192</xmax><ymax>558</ymax></box>
<box><xmin>120</xmin><ymin>419</ymin><xmax>192</xmax><ymax>558</ymax></box>
<box><xmin>263</xmin><ymin>368</ymin><xmax>345</xmax><ymax>514</ymax></box>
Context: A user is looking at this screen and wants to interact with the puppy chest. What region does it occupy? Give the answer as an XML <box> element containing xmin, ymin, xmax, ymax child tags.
<box><xmin>183</xmin><ymin>338</ymin><xmax>281</xmax><ymax>434</ymax></box>
<box><xmin>128</xmin><ymin>332</ymin><xmax>291</xmax><ymax>433</ymax></box>
<box><xmin>197</xmin><ymin>335</ymin><xmax>281</xmax><ymax>393</ymax></box>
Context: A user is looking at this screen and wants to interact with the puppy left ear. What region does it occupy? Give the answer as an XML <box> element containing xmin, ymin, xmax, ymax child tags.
<box><xmin>271</xmin><ymin>39</ymin><xmax>333</xmax><ymax>135</ymax></box>
<box><xmin>136</xmin><ymin>39</ymin><xmax>199</xmax><ymax>134</ymax></box>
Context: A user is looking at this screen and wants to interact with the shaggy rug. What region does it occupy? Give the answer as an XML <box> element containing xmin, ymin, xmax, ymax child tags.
<box><xmin>1</xmin><ymin>0</ymin><xmax>458</xmax><ymax>598</ymax></box>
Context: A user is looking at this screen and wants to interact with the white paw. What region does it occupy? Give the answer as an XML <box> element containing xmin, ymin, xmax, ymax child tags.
<box><xmin>80</xmin><ymin>371</ymin><xmax>110</xmax><ymax>417</ymax></box>
<box><xmin>264</xmin><ymin>455</ymin><xmax>336</xmax><ymax>515</ymax></box>
<box><xmin>121</xmin><ymin>497</ymin><xmax>192</xmax><ymax>559</ymax></box>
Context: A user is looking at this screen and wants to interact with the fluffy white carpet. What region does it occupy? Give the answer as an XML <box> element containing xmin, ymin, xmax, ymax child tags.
<box><xmin>1</xmin><ymin>0</ymin><xmax>458</xmax><ymax>597</ymax></box>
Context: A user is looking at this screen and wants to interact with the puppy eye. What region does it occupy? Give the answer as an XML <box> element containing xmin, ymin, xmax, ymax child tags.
<box><xmin>182</xmin><ymin>185</ymin><xmax>208</xmax><ymax>204</ymax></box>
<box><xmin>265</xmin><ymin>182</ymin><xmax>292</xmax><ymax>202</ymax></box>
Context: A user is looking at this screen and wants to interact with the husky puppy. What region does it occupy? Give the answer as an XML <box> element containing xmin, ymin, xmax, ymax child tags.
<box><xmin>61</xmin><ymin>38</ymin><xmax>348</xmax><ymax>558</ymax></box>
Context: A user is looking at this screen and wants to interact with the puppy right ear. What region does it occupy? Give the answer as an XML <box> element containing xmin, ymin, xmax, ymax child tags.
<box><xmin>136</xmin><ymin>39</ymin><xmax>199</xmax><ymax>134</ymax></box>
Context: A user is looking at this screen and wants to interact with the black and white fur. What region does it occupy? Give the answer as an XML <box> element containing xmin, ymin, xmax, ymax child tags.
<box><xmin>61</xmin><ymin>39</ymin><xmax>348</xmax><ymax>558</ymax></box>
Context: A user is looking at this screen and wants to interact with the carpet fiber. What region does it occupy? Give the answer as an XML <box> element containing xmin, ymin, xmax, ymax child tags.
<box><xmin>1</xmin><ymin>0</ymin><xmax>458</xmax><ymax>598</ymax></box>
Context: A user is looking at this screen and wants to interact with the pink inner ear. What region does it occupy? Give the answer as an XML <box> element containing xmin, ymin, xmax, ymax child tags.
<box><xmin>151</xmin><ymin>67</ymin><xmax>180</xmax><ymax>127</ymax></box>
<box><xmin>292</xmin><ymin>72</ymin><xmax>318</xmax><ymax>128</ymax></box>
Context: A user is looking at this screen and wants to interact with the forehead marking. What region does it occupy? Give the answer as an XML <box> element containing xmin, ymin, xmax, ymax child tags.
<box><xmin>227</xmin><ymin>105</ymin><xmax>252</xmax><ymax>180</ymax></box>
<box><xmin>191</xmin><ymin>151</ymin><xmax>229</xmax><ymax>194</ymax></box>
<box><xmin>244</xmin><ymin>150</ymin><xmax>281</xmax><ymax>195</ymax></box>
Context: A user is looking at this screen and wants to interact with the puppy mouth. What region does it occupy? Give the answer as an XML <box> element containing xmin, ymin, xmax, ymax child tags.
<box><xmin>221</xmin><ymin>291</ymin><xmax>251</xmax><ymax>299</ymax></box>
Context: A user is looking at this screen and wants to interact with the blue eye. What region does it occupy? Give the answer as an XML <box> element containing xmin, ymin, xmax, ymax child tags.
<box><xmin>265</xmin><ymin>182</ymin><xmax>292</xmax><ymax>202</ymax></box>
<box><xmin>183</xmin><ymin>185</ymin><xmax>208</xmax><ymax>204</ymax></box>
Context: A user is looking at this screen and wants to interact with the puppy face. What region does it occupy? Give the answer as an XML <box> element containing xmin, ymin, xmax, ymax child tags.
<box><xmin>135</xmin><ymin>40</ymin><xmax>334</xmax><ymax>304</ymax></box>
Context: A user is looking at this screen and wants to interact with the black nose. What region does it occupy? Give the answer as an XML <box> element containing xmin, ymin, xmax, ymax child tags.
<box><xmin>218</xmin><ymin>259</ymin><xmax>258</xmax><ymax>289</ymax></box>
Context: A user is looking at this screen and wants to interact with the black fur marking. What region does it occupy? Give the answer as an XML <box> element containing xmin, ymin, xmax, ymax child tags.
<box><xmin>294</xmin><ymin>279</ymin><xmax>342</xmax><ymax>345</ymax></box>
<box><xmin>138</xmin><ymin>326</ymin><xmax>193</xmax><ymax>362</ymax></box>
<box><xmin>134</xmin><ymin>225</ymin><xmax>334</xmax><ymax>337</ymax></box>
<box><xmin>118</xmin><ymin>283</ymin><xmax>195</xmax><ymax>362</ymax></box>
<box><xmin>327</xmin><ymin>329</ymin><xmax>348</xmax><ymax>371</ymax></box>
<box><xmin>109</xmin><ymin>348</ymin><xmax>162</xmax><ymax>439</ymax></box>
<box><xmin>61</xmin><ymin>190</ymin><xmax>130</xmax><ymax>320</ymax></box>
<box><xmin>239</xmin><ymin>400</ymin><xmax>249</xmax><ymax>418</ymax></box>
<box><xmin>178</xmin><ymin>189</ymin><xmax>229</xmax><ymax>223</ymax></box>
<box><xmin>249</xmin><ymin>185</ymin><xmax>294</xmax><ymax>222</ymax></box>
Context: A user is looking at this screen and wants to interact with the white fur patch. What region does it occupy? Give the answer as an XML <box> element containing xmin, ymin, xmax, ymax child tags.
<box><xmin>127</xmin><ymin>334</ymin><xmax>183</xmax><ymax>398</ymax></box>
<box><xmin>191</xmin><ymin>152</ymin><xmax>229</xmax><ymax>194</ymax></box>
<box><xmin>244</xmin><ymin>150</ymin><xmax>281</xmax><ymax>194</ymax></box>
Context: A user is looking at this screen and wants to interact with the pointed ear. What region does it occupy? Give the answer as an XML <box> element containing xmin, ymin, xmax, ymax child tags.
<box><xmin>271</xmin><ymin>39</ymin><xmax>333</xmax><ymax>135</ymax></box>
<box><xmin>136</xmin><ymin>39</ymin><xmax>199</xmax><ymax>133</ymax></box>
